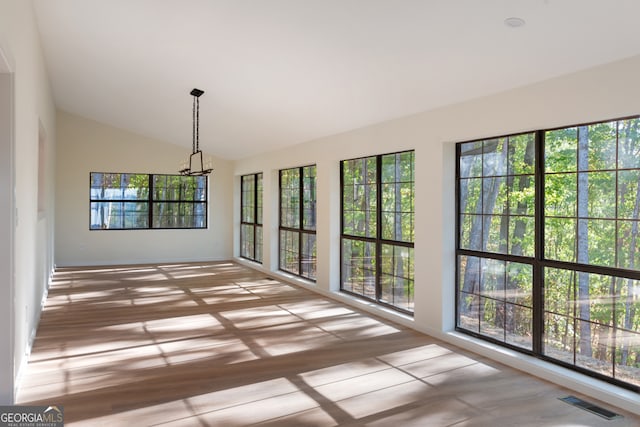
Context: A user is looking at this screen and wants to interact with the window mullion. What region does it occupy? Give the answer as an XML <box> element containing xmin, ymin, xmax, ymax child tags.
<box><xmin>533</xmin><ymin>130</ymin><xmax>545</xmax><ymax>355</ymax></box>
<box><xmin>298</xmin><ymin>167</ymin><xmax>304</xmax><ymax>275</ymax></box>
<box><xmin>254</xmin><ymin>174</ymin><xmax>258</xmax><ymax>260</ymax></box>
<box><xmin>149</xmin><ymin>174</ymin><xmax>154</xmax><ymax>228</ymax></box>
<box><xmin>375</xmin><ymin>155</ymin><xmax>383</xmax><ymax>303</ymax></box>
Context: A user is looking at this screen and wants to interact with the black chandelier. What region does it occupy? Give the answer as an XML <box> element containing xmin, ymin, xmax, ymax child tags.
<box><xmin>179</xmin><ymin>88</ymin><xmax>213</xmax><ymax>176</ymax></box>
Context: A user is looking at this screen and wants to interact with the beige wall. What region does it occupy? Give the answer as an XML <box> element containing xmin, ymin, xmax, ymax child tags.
<box><xmin>55</xmin><ymin>111</ymin><xmax>233</xmax><ymax>266</ymax></box>
<box><xmin>233</xmin><ymin>54</ymin><xmax>640</xmax><ymax>414</ymax></box>
<box><xmin>0</xmin><ymin>0</ymin><xmax>57</xmax><ymax>404</ymax></box>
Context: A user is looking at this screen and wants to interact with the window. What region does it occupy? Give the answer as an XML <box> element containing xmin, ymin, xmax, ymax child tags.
<box><xmin>456</xmin><ymin>117</ymin><xmax>640</xmax><ymax>391</ymax></box>
<box><xmin>279</xmin><ymin>165</ymin><xmax>317</xmax><ymax>280</ymax></box>
<box><xmin>240</xmin><ymin>173</ymin><xmax>263</xmax><ymax>262</ymax></box>
<box><xmin>341</xmin><ymin>150</ymin><xmax>415</xmax><ymax>313</ymax></box>
<box><xmin>90</xmin><ymin>172</ymin><xmax>207</xmax><ymax>229</ymax></box>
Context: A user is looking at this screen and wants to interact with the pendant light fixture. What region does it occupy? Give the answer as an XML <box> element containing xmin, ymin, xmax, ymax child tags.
<box><xmin>179</xmin><ymin>88</ymin><xmax>213</xmax><ymax>176</ymax></box>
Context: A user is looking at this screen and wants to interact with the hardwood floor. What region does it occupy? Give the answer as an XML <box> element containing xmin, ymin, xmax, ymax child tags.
<box><xmin>17</xmin><ymin>261</ymin><xmax>639</xmax><ymax>426</ymax></box>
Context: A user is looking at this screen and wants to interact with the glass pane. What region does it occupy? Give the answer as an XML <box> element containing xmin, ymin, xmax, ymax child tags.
<box><xmin>483</xmin><ymin>138</ymin><xmax>507</xmax><ymax>177</ymax></box>
<box><xmin>90</xmin><ymin>201</ymin><xmax>148</xmax><ymax>229</ymax></box>
<box><xmin>341</xmin><ymin>238</ymin><xmax>376</xmax><ymax>299</ymax></box>
<box><xmin>381</xmin><ymin>183</ymin><xmax>414</xmax><ymax>243</ymax></box>
<box><xmin>545</xmin><ymin>127</ymin><xmax>577</xmax><ymax>173</ymax></box>
<box><xmin>482</xmin><ymin>177</ymin><xmax>507</xmax><ymax>215</ymax></box>
<box><xmin>544</xmin><ymin>313</ymin><xmax>575</xmax><ymax>364</ymax></box>
<box><xmin>279</xmin><ymin>229</ymin><xmax>300</xmax><ymax>274</ymax></box>
<box><xmin>256</xmin><ymin>174</ymin><xmax>263</xmax><ymax>225</ymax></box>
<box><xmin>544</xmin><ymin>173</ymin><xmax>576</xmax><ymax>217</ymax></box>
<box><xmin>480</xmin><ymin>258</ymin><xmax>505</xmax><ymax>300</ymax></box>
<box><xmin>255</xmin><ymin>225</ymin><xmax>263</xmax><ymax>262</ymax></box>
<box><xmin>303</xmin><ymin>165</ymin><xmax>317</xmax><ymax>230</ymax></box>
<box><xmin>508</xmin><ymin>175</ymin><xmax>534</xmax><ymax>216</ymax></box>
<box><xmin>241</xmin><ymin>175</ymin><xmax>255</xmax><ymax>223</ymax></box>
<box><xmin>506</xmin><ymin>262</ymin><xmax>532</xmax><ymax>307</ymax></box>
<box><xmin>544</xmin><ymin>267</ymin><xmax>574</xmax><ymax>317</ymax></box>
<box><xmin>615</xmin><ymin>330</ymin><xmax>640</xmax><ymax>386</ymax></box>
<box><xmin>508</xmin><ymin>133</ymin><xmax>535</xmax><ymax>175</ymax></box>
<box><xmin>459</xmin><ymin>178</ymin><xmax>482</xmax><ymax>214</ymax></box>
<box><xmin>280</xmin><ymin>168</ymin><xmax>300</xmax><ymax>229</ymax></box>
<box><xmin>544</xmin><ymin>218</ymin><xmax>576</xmax><ymax>262</ymax></box>
<box><xmin>483</xmin><ymin>214</ymin><xmax>506</xmax><ymax>254</ymax></box>
<box><xmin>506</xmin><ymin>304</ymin><xmax>532</xmax><ymax>350</ymax></box>
<box><xmin>585</xmin><ymin>219</ymin><xmax>615</xmax><ymax>268</ymax></box>
<box><xmin>459</xmin><ymin>214</ymin><xmax>481</xmax><ymax>251</ymax></box>
<box><xmin>586</xmin><ymin>121</ymin><xmax>617</xmax><ymax>171</ymax></box>
<box><xmin>480</xmin><ymin>296</ymin><xmax>504</xmax><ymax>341</ymax></box>
<box><xmin>380</xmin><ymin>244</ymin><xmax>414</xmax><ymax>312</ymax></box>
<box><xmin>342</xmin><ymin>157</ymin><xmax>377</xmax><ymax>238</ymax></box>
<box><xmin>301</xmin><ymin>232</ymin><xmax>317</xmax><ymax>280</ymax></box>
<box><xmin>583</xmin><ymin>172</ymin><xmax>615</xmax><ymax>219</ymax></box>
<box><xmin>543</xmin><ymin>266</ymin><xmax>640</xmax><ymax>383</ymax></box>
<box><xmin>459</xmin><ymin>141</ymin><xmax>483</xmax><ymax>178</ymax></box>
<box><xmin>617</xmin><ymin>220</ymin><xmax>640</xmax><ymax>271</ymax></box>
<box><xmin>508</xmin><ymin>216</ymin><xmax>534</xmax><ymax>257</ymax></box>
<box><xmin>618</xmin><ymin>118</ymin><xmax>640</xmax><ymax>169</ymax></box>
<box><xmin>90</xmin><ymin>173</ymin><xmax>149</xmax><ymax>200</ymax></box>
<box><xmin>240</xmin><ymin>224</ymin><xmax>254</xmax><ymax>259</ymax></box>
<box><xmin>458</xmin><ymin>255</ymin><xmax>481</xmax><ymax>327</ymax></box>
<box><xmin>152</xmin><ymin>202</ymin><xmax>204</xmax><ymax>228</ymax></box>
<box><xmin>153</xmin><ymin>175</ymin><xmax>204</xmax><ymax>201</ymax></box>
<box><xmin>618</xmin><ymin>170</ymin><xmax>640</xmax><ymax>219</ymax></box>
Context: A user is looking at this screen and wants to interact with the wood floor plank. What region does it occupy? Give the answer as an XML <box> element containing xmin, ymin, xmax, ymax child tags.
<box><xmin>16</xmin><ymin>261</ymin><xmax>640</xmax><ymax>426</ymax></box>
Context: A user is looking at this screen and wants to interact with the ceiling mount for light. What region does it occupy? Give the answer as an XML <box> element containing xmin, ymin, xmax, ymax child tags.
<box><xmin>504</xmin><ymin>17</ymin><xmax>526</xmax><ymax>28</ymax></box>
<box><xmin>179</xmin><ymin>88</ymin><xmax>213</xmax><ymax>176</ymax></box>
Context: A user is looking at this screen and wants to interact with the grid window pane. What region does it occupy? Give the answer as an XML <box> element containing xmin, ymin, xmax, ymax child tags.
<box><xmin>90</xmin><ymin>173</ymin><xmax>149</xmax><ymax>201</ymax></box>
<box><xmin>341</xmin><ymin>238</ymin><xmax>376</xmax><ymax>299</ymax></box>
<box><xmin>90</xmin><ymin>173</ymin><xmax>206</xmax><ymax>230</ymax></box>
<box><xmin>342</xmin><ymin>157</ymin><xmax>377</xmax><ymax>239</ymax></box>
<box><xmin>279</xmin><ymin>230</ymin><xmax>300</xmax><ymax>275</ymax></box>
<box><xmin>380</xmin><ymin>244</ymin><xmax>414</xmax><ymax>312</ymax></box>
<box><xmin>241</xmin><ymin>175</ymin><xmax>255</xmax><ymax>223</ymax></box>
<box><xmin>241</xmin><ymin>173</ymin><xmax>262</xmax><ymax>263</ymax></box>
<box><xmin>279</xmin><ymin>165</ymin><xmax>316</xmax><ymax>280</ymax></box>
<box><xmin>380</xmin><ymin>152</ymin><xmax>415</xmax><ymax>243</ymax></box>
<box><xmin>458</xmin><ymin>255</ymin><xmax>533</xmax><ymax>350</ymax></box>
<box><xmin>301</xmin><ymin>232</ymin><xmax>317</xmax><ymax>280</ymax></box>
<box><xmin>256</xmin><ymin>173</ymin><xmax>263</xmax><ymax>225</ymax></box>
<box><xmin>458</xmin><ymin>116</ymin><xmax>640</xmax><ymax>391</ymax></box>
<box><xmin>544</xmin><ymin>267</ymin><xmax>640</xmax><ymax>383</ymax></box>
<box><xmin>280</xmin><ymin>168</ymin><xmax>300</xmax><ymax>228</ymax></box>
<box><xmin>303</xmin><ymin>165</ymin><xmax>317</xmax><ymax>231</ymax></box>
<box><xmin>341</xmin><ymin>151</ymin><xmax>414</xmax><ymax>313</ymax></box>
<box><xmin>241</xmin><ymin>224</ymin><xmax>254</xmax><ymax>259</ymax></box>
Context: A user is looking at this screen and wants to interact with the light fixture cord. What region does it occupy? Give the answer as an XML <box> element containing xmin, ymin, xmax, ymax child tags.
<box><xmin>196</xmin><ymin>95</ymin><xmax>200</xmax><ymax>152</ymax></box>
<box><xmin>192</xmin><ymin>96</ymin><xmax>196</xmax><ymax>154</ymax></box>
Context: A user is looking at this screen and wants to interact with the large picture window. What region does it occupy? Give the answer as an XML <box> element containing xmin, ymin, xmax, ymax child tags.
<box><xmin>456</xmin><ymin>117</ymin><xmax>640</xmax><ymax>391</ymax></box>
<box><xmin>279</xmin><ymin>165</ymin><xmax>317</xmax><ymax>280</ymax></box>
<box><xmin>240</xmin><ymin>173</ymin><xmax>263</xmax><ymax>263</ymax></box>
<box><xmin>90</xmin><ymin>172</ymin><xmax>207</xmax><ymax>229</ymax></box>
<box><xmin>341</xmin><ymin>150</ymin><xmax>415</xmax><ymax>313</ymax></box>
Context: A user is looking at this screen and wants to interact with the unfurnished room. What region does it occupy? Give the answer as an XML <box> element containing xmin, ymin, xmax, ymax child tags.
<box><xmin>1</xmin><ymin>1</ymin><xmax>640</xmax><ymax>426</ymax></box>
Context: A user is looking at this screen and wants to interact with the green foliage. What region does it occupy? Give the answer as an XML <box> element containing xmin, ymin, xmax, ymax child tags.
<box><xmin>458</xmin><ymin>118</ymin><xmax>640</xmax><ymax>381</ymax></box>
<box><xmin>342</xmin><ymin>152</ymin><xmax>415</xmax><ymax>311</ymax></box>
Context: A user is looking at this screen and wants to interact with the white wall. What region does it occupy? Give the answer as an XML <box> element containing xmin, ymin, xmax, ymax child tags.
<box><xmin>0</xmin><ymin>53</ymin><xmax>15</xmax><ymax>406</ymax></box>
<box><xmin>0</xmin><ymin>0</ymin><xmax>57</xmax><ymax>404</ymax></box>
<box><xmin>55</xmin><ymin>111</ymin><xmax>233</xmax><ymax>266</ymax></box>
<box><xmin>233</xmin><ymin>54</ymin><xmax>640</xmax><ymax>414</ymax></box>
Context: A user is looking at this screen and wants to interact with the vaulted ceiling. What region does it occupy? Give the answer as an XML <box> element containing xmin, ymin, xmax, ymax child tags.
<box><xmin>33</xmin><ymin>0</ymin><xmax>640</xmax><ymax>160</ymax></box>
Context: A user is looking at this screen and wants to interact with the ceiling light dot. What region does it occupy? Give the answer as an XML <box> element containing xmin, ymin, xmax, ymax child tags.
<box><xmin>504</xmin><ymin>17</ymin><xmax>526</xmax><ymax>28</ymax></box>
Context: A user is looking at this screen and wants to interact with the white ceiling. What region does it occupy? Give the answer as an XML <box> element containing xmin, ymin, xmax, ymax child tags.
<box><xmin>33</xmin><ymin>0</ymin><xmax>640</xmax><ymax>160</ymax></box>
